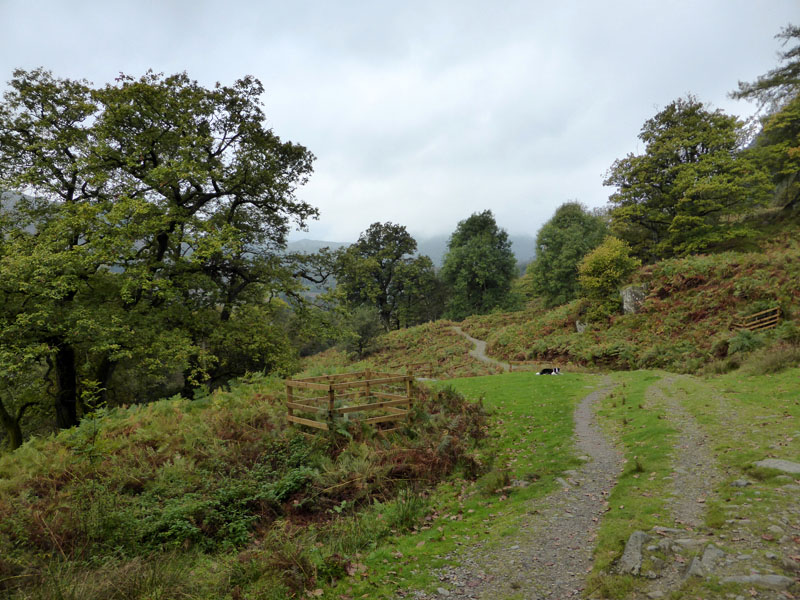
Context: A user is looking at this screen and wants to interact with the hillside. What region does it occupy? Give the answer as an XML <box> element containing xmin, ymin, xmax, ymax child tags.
<box><xmin>458</xmin><ymin>233</ymin><xmax>800</xmax><ymax>375</ymax></box>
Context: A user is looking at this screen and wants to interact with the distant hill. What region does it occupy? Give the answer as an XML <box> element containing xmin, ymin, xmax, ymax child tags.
<box><xmin>287</xmin><ymin>233</ymin><xmax>536</xmax><ymax>268</ymax></box>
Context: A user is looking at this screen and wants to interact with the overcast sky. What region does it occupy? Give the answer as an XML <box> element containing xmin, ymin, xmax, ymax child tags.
<box><xmin>1</xmin><ymin>1</ymin><xmax>797</xmax><ymax>243</ymax></box>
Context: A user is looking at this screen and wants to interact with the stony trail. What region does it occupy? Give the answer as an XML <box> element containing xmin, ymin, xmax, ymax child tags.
<box><xmin>407</xmin><ymin>379</ymin><xmax>622</xmax><ymax>600</ymax></box>
<box><xmin>451</xmin><ymin>326</ymin><xmax>510</xmax><ymax>372</ymax></box>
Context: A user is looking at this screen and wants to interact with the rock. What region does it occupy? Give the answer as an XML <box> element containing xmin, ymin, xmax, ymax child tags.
<box><xmin>783</xmin><ymin>484</ymin><xmax>800</xmax><ymax>492</ymax></box>
<box><xmin>646</xmin><ymin>591</ymin><xmax>665</xmax><ymax>599</ymax></box>
<box><xmin>436</xmin><ymin>587</ymin><xmax>450</xmax><ymax>597</ymax></box>
<box><xmin>657</xmin><ymin>539</ymin><xmax>673</xmax><ymax>553</ymax></box>
<box><xmin>651</xmin><ymin>526</ymin><xmax>682</xmax><ymax>535</ymax></box>
<box><xmin>555</xmin><ymin>477</ymin><xmax>570</xmax><ymax>488</ymax></box>
<box><xmin>674</xmin><ymin>538</ymin><xmax>706</xmax><ymax>551</ymax></box>
<box><xmin>767</xmin><ymin>524</ymin><xmax>785</xmax><ymax>535</ymax></box>
<box><xmin>730</xmin><ymin>479</ymin><xmax>751</xmax><ymax>488</ymax></box>
<box><xmin>722</xmin><ymin>574</ymin><xmax>795</xmax><ymax>590</ymax></box>
<box><xmin>575</xmin><ymin>320</ymin><xmax>587</xmax><ymax>333</ymax></box>
<box><xmin>510</xmin><ymin>479</ymin><xmax>530</xmax><ymax>488</ymax></box>
<box><xmin>701</xmin><ymin>544</ymin><xmax>725</xmax><ymax>570</ymax></box>
<box><xmin>685</xmin><ymin>557</ymin><xmax>705</xmax><ymax>579</ymax></box>
<box><xmin>621</xmin><ymin>284</ymin><xmax>647</xmax><ymax>314</ymax></box>
<box><xmin>618</xmin><ymin>531</ymin><xmax>650</xmax><ymax>575</ymax></box>
<box><xmin>782</xmin><ymin>557</ymin><xmax>800</xmax><ymax>573</ymax></box>
<box><xmin>753</xmin><ymin>459</ymin><xmax>800</xmax><ymax>475</ymax></box>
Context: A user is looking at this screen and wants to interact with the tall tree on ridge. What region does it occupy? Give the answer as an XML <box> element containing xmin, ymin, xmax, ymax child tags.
<box><xmin>528</xmin><ymin>202</ymin><xmax>607</xmax><ymax>307</ymax></box>
<box><xmin>605</xmin><ymin>96</ymin><xmax>772</xmax><ymax>262</ymax></box>
<box><xmin>441</xmin><ymin>210</ymin><xmax>517</xmax><ymax>320</ymax></box>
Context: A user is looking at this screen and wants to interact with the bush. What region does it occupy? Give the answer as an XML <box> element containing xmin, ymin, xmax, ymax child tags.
<box><xmin>742</xmin><ymin>343</ymin><xmax>800</xmax><ymax>374</ymax></box>
<box><xmin>578</xmin><ymin>237</ymin><xmax>641</xmax><ymax>320</ymax></box>
<box><xmin>775</xmin><ymin>320</ymin><xmax>800</xmax><ymax>345</ymax></box>
<box><xmin>727</xmin><ymin>329</ymin><xmax>765</xmax><ymax>355</ymax></box>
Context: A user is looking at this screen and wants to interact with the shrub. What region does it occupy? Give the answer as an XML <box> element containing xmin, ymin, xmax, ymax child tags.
<box><xmin>742</xmin><ymin>343</ymin><xmax>800</xmax><ymax>374</ymax></box>
<box><xmin>775</xmin><ymin>320</ymin><xmax>800</xmax><ymax>345</ymax></box>
<box><xmin>727</xmin><ymin>329</ymin><xmax>765</xmax><ymax>355</ymax></box>
<box><xmin>578</xmin><ymin>237</ymin><xmax>641</xmax><ymax>320</ymax></box>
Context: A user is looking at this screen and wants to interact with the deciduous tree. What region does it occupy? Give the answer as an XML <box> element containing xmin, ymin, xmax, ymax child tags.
<box><xmin>335</xmin><ymin>222</ymin><xmax>441</xmax><ymax>330</ymax></box>
<box><xmin>527</xmin><ymin>202</ymin><xmax>607</xmax><ymax>307</ymax></box>
<box><xmin>441</xmin><ymin>210</ymin><xmax>517</xmax><ymax>319</ymax></box>
<box><xmin>0</xmin><ymin>69</ymin><xmax>317</xmax><ymax>442</ymax></box>
<box><xmin>605</xmin><ymin>96</ymin><xmax>772</xmax><ymax>262</ymax></box>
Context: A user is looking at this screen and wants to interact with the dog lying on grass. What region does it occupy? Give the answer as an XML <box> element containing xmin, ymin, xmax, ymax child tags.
<box><xmin>536</xmin><ymin>367</ymin><xmax>561</xmax><ymax>375</ymax></box>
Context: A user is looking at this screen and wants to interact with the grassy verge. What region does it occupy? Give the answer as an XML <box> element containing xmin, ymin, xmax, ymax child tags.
<box><xmin>586</xmin><ymin>371</ymin><xmax>679</xmax><ymax>598</ymax></box>
<box><xmin>329</xmin><ymin>371</ymin><xmax>603</xmax><ymax>598</ymax></box>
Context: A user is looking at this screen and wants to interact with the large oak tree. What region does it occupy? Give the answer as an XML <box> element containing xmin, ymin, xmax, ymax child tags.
<box><xmin>0</xmin><ymin>69</ymin><xmax>316</xmax><ymax>445</ymax></box>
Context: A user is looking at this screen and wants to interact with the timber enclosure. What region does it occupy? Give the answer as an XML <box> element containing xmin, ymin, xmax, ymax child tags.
<box><xmin>733</xmin><ymin>306</ymin><xmax>781</xmax><ymax>332</ymax></box>
<box><xmin>285</xmin><ymin>370</ymin><xmax>415</xmax><ymax>434</ymax></box>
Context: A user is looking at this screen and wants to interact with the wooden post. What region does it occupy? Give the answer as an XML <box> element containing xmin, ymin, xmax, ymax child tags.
<box><xmin>286</xmin><ymin>383</ymin><xmax>294</xmax><ymax>421</ymax></box>
<box><xmin>364</xmin><ymin>369</ymin><xmax>371</xmax><ymax>402</ymax></box>
<box><xmin>406</xmin><ymin>376</ymin><xmax>413</xmax><ymax>409</ymax></box>
<box><xmin>327</xmin><ymin>384</ymin><xmax>335</xmax><ymax>426</ymax></box>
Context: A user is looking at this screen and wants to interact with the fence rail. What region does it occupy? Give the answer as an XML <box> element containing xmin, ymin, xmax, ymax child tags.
<box><xmin>734</xmin><ymin>306</ymin><xmax>781</xmax><ymax>332</ymax></box>
<box><xmin>285</xmin><ymin>370</ymin><xmax>414</xmax><ymax>434</ymax></box>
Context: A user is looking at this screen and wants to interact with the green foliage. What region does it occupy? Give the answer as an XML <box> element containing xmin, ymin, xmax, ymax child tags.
<box><xmin>441</xmin><ymin>210</ymin><xmax>517</xmax><ymax>320</ymax></box>
<box><xmin>731</xmin><ymin>24</ymin><xmax>800</xmax><ymax>112</ymax></box>
<box><xmin>605</xmin><ymin>96</ymin><xmax>773</xmax><ymax>261</ymax></box>
<box><xmin>336</xmin><ymin>222</ymin><xmax>443</xmax><ymax>330</ymax></box>
<box><xmin>578</xmin><ymin>237</ymin><xmax>641</xmax><ymax>319</ymax></box>
<box><xmin>0</xmin><ymin>68</ymin><xmax>319</xmax><ymax>438</ymax></box>
<box><xmin>528</xmin><ymin>202</ymin><xmax>608</xmax><ymax>307</ymax></box>
<box><xmin>748</xmin><ymin>94</ymin><xmax>800</xmax><ymax>210</ymax></box>
<box><xmin>727</xmin><ymin>329</ymin><xmax>765</xmax><ymax>355</ymax></box>
<box><xmin>342</xmin><ymin>305</ymin><xmax>385</xmax><ymax>357</ymax></box>
<box><xmin>0</xmin><ymin>368</ymin><xmax>489</xmax><ymax>598</ymax></box>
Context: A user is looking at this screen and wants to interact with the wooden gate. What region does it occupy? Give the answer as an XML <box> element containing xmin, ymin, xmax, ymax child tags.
<box><xmin>734</xmin><ymin>307</ymin><xmax>781</xmax><ymax>332</ymax></box>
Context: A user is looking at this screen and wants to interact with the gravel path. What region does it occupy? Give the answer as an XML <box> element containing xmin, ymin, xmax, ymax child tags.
<box><xmin>451</xmin><ymin>326</ymin><xmax>510</xmax><ymax>372</ymax></box>
<box><xmin>407</xmin><ymin>379</ymin><xmax>621</xmax><ymax>599</ymax></box>
<box><xmin>648</xmin><ymin>375</ymin><xmax>722</xmax><ymax>530</ymax></box>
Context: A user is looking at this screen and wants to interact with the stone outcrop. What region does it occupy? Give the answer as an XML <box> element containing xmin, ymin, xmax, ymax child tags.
<box><xmin>620</xmin><ymin>284</ymin><xmax>647</xmax><ymax>314</ymax></box>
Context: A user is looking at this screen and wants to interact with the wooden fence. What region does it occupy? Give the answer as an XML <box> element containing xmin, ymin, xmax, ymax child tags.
<box><xmin>285</xmin><ymin>370</ymin><xmax>414</xmax><ymax>434</ymax></box>
<box><xmin>734</xmin><ymin>306</ymin><xmax>781</xmax><ymax>332</ymax></box>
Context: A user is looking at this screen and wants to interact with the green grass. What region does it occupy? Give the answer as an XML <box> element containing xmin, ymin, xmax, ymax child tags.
<box><xmin>328</xmin><ymin>371</ymin><xmax>603</xmax><ymax>598</ymax></box>
<box><xmin>586</xmin><ymin>371</ymin><xmax>678</xmax><ymax>597</ymax></box>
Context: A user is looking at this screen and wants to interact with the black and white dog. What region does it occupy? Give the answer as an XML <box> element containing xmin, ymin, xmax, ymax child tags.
<box><xmin>536</xmin><ymin>367</ymin><xmax>560</xmax><ymax>375</ymax></box>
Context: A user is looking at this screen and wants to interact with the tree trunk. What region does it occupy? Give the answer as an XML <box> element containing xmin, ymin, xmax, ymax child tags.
<box><xmin>95</xmin><ymin>356</ymin><xmax>116</xmax><ymax>410</ymax></box>
<box><xmin>0</xmin><ymin>396</ymin><xmax>23</xmax><ymax>450</ymax></box>
<box><xmin>53</xmin><ymin>342</ymin><xmax>79</xmax><ymax>428</ymax></box>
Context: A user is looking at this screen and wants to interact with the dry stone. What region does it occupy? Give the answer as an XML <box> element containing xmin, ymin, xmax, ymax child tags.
<box><xmin>621</xmin><ymin>284</ymin><xmax>647</xmax><ymax>314</ymax></box>
<box><xmin>618</xmin><ymin>531</ymin><xmax>650</xmax><ymax>575</ymax></box>
<box><xmin>754</xmin><ymin>459</ymin><xmax>800</xmax><ymax>475</ymax></box>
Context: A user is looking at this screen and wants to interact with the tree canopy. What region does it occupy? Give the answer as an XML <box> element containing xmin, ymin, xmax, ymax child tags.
<box><xmin>0</xmin><ymin>69</ymin><xmax>317</xmax><ymax>446</ymax></box>
<box><xmin>733</xmin><ymin>25</ymin><xmax>800</xmax><ymax>211</ymax></box>
<box><xmin>527</xmin><ymin>202</ymin><xmax>607</xmax><ymax>307</ymax></box>
<box><xmin>335</xmin><ymin>222</ymin><xmax>442</xmax><ymax>331</ymax></box>
<box><xmin>731</xmin><ymin>24</ymin><xmax>800</xmax><ymax>112</ymax></box>
<box><xmin>605</xmin><ymin>96</ymin><xmax>772</xmax><ymax>262</ymax></box>
<box><xmin>440</xmin><ymin>210</ymin><xmax>517</xmax><ymax>320</ymax></box>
